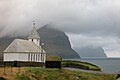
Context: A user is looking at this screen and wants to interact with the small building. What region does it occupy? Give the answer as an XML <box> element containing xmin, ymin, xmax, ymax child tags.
<box><xmin>4</xmin><ymin>23</ymin><xmax>46</xmax><ymax>63</ymax></box>
<box><xmin>46</xmin><ymin>56</ymin><xmax>62</xmax><ymax>68</ymax></box>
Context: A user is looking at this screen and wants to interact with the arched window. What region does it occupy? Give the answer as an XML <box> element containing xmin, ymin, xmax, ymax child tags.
<box><xmin>34</xmin><ymin>54</ymin><xmax>35</xmax><ymax>61</ymax></box>
<box><xmin>28</xmin><ymin>53</ymin><xmax>30</xmax><ymax>61</ymax></box>
<box><xmin>31</xmin><ymin>54</ymin><xmax>32</xmax><ymax>61</ymax></box>
<box><xmin>41</xmin><ymin>53</ymin><xmax>42</xmax><ymax>62</ymax></box>
<box><xmin>36</xmin><ymin>54</ymin><xmax>37</xmax><ymax>61</ymax></box>
<box><xmin>38</xmin><ymin>54</ymin><xmax>40</xmax><ymax>61</ymax></box>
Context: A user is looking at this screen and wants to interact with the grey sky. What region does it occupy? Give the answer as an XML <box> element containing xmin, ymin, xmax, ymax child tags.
<box><xmin>0</xmin><ymin>0</ymin><xmax>120</xmax><ymax>57</ymax></box>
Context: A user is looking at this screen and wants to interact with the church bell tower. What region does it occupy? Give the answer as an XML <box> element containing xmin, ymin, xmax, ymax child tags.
<box><xmin>27</xmin><ymin>21</ymin><xmax>40</xmax><ymax>46</ymax></box>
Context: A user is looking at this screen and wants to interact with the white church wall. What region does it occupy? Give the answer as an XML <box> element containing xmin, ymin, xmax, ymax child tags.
<box><xmin>18</xmin><ymin>53</ymin><xmax>28</xmax><ymax>61</ymax></box>
<box><xmin>4</xmin><ymin>53</ymin><xmax>46</xmax><ymax>62</ymax></box>
<box><xmin>28</xmin><ymin>39</ymin><xmax>40</xmax><ymax>46</ymax></box>
<box><xmin>43</xmin><ymin>54</ymin><xmax>46</xmax><ymax>63</ymax></box>
<box><xmin>28</xmin><ymin>53</ymin><xmax>45</xmax><ymax>62</ymax></box>
<box><xmin>28</xmin><ymin>39</ymin><xmax>32</xmax><ymax>42</ymax></box>
<box><xmin>39</xmin><ymin>54</ymin><xmax>42</xmax><ymax>62</ymax></box>
<box><xmin>4</xmin><ymin>53</ymin><xmax>19</xmax><ymax>61</ymax></box>
<box><xmin>33</xmin><ymin>39</ymin><xmax>40</xmax><ymax>46</ymax></box>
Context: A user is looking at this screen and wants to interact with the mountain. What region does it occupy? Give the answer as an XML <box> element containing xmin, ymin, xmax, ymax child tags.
<box><xmin>37</xmin><ymin>25</ymin><xmax>80</xmax><ymax>58</ymax></box>
<box><xmin>74</xmin><ymin>46</ymin><xmax>107</xmax><ymax>58</ymax></box>
<box><xmin>0</xmin><ymin>25</ymin><xmax>80</xmax><ymax>59</ymax></box>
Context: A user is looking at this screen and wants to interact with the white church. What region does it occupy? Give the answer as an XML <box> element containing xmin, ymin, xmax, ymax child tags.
<box><xmin>3</xmin><ymin>23</ymin><xmax>46</xmax><ymax>63</ymax></box>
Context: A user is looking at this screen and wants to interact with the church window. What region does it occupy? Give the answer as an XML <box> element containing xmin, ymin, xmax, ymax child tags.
<box><xmin>38</xmin><ymin>54</ymin><xmax>40</xmax><ymax>61</ymax></box>
<box><xmin>34</xmin><ymin>54</ymin><xmax>35</xmax><ymax>61</ymax></box>
<box><xmin>31</xmin><ymin>54</ymin><xmax>32</xmax><ymax>61</ymax></box>
<box><xmin>36</xmin><ymin>54</ymin><xmax>37</xmax><ymax>61</ymax></box>
<box><xmin>41</xmin><ymin>53</ymin><xmax>42</xmax><ymax>62</ymax></box>
<box><xmin>28</xmin><ymin>53</ymin><xmax>30</xmax><ymax>61</ymax></box>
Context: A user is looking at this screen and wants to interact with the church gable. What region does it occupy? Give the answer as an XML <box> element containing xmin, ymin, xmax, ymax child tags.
<box><xmin>4</xmin><ymin>39</ymin><xmax>19</xmax><ymax>52</ymax></box>
<box><xmin>4</xmin><ymin>39</ymin><xmax>43</xmax><ymax>53</ymax></box>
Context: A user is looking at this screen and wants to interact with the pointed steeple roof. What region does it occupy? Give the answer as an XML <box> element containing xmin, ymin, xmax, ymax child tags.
<box><xmin>28</xmin><ymin>26</ymin><xmax>40</xmax><ymax>39</ymax></box>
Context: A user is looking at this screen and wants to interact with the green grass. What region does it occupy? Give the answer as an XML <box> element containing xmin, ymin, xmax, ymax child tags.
<box><xmin>16</xmin><ymin>74</ymin><xmax>30</xmax><ymax>80</ymax></box>
<box><xmin>47</xmin><ymin>56</ymin><xmax>101</xmax><ymax>71</ymax></box>
<box><xmin>47</xmin><ymin>56</ymin><xmax>100</xmax><ymax>71</ymax></box>
<box><xmin>62</xmin><ymin>60</ymin><xmax>101</xmax><ymax>71</ymax></box>
<box><xmin>47</xmin><ymin>56</ymin><xmax>62</xmax><ymax>61</ymax></box>
<box><xmin>16</xmin><ymin>67</ymin><xmax>116</xmax><ymax>80</ymax></box>
<box><xmin>15</xmin><ymin>60</ymin><xmax>117</xmax><ymax>80</ymax></box>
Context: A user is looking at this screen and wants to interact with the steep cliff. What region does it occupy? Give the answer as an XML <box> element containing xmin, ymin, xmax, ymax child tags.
<box><xmin>0</xmin><ymin>25</ymin><xmax>80</xmax><ymax>59</ymax></box>
<box><xmin>75</xmin><ymin>46</ymin><xmax>107</xmax><ymax>58</ymax></box>
<box><xmin>37</xmin><ymin>25</ymin><xmax>80</xmax><ymax>58</ymax></box>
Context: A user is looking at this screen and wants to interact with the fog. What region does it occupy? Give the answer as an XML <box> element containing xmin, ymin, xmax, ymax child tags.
<box><xmin>0</xmin><ymin>0</ymin><xmax>120</xmax><ymax>57</ymax></box>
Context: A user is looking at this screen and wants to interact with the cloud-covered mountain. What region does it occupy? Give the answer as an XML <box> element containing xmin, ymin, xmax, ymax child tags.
<box><xmin>75</xmin><ymin>46</ymin><xmax>107</xmax><ymax>58</ymax></box>
<box><xmin>37</xmin><ymin>25</ymin><xmax>80</xmax><ymax>58</ymax></box>
<box><xmin>0</xmin><ymin>0</ymin><xmax>120</xmax><ymax>56</ymax></box>
<box><xmin>0</xmin><ymin>26</ymin><xmax>80</xmax><ymax>59</ymax></box>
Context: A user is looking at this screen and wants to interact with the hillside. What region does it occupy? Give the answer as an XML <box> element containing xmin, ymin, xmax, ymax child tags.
<box><xmin>0</xmin><ymin>60</ymin><xmax>117</xmax><ymax>80</ymax></box>
<box><xmin>0</xmin><ymin>67</ymin><xmax>116</xmax><ymax>80</ymax></box>
<box><xmin>37</xmin><ymin>25</ymin><xmax>80</xmax><ymax>58</ymax></box>
<box><xmin>75</xmin><ymin>46</ymin><xmax>107</xmax><ymax>58</ymax></box>
<box><xmin>0</xmin><ymin>25</ymin><xmax>80</xmax><ymax>59</ymax></box>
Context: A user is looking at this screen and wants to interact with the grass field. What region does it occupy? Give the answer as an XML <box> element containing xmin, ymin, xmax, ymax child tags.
<box><xmin>0</xmin><ymin>67</ymin><xmax>117</xmax><ymax>80</ymax></box>
<box><xmin>62</xmin><ymin>60</ymin><xmax>101</xmax><ymax>71</ymax></box>
<box><xmin>19</xmin><ymin>67</ymin><xmax>117</xmax><ymax>80</ymax></box>
<box><xmin>0</xmin><ymin>67</ymin><xmax>26</xmax><ymax>80</ymax></box>
<box><xmin>0</xmin><ymin>59</ymin><xmax>117</xmax><ymax>80</ymax></box>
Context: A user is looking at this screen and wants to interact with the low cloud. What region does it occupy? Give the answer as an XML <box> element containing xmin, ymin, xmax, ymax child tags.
<box><xmin>68</xmin><ymin>34</ymin><xmax>120</xmax><ymax>57</ymax></box>
<box><xmin>0</xmin><ymin>0</ymin><xmax>120</xmax><ymax>36</ymax></box>
<box><xmin>0</xmin><ymin>0</ymin><xmax>120</xmax><ymax>57</ymax></box>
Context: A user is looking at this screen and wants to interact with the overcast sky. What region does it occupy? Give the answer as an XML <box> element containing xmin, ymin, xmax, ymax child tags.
<box><xmin>0</xmin><ymin>0</ymin><xmax>120</xmax><ymax>57</ymax></box>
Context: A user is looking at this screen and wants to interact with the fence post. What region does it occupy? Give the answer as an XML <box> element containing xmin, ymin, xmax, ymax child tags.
<box><xmin>3</xmin><ymin>62</ymin><xmax>5</xmax><ymax>75</ymax></box>
<box><xmin>10</xmin><ymin>61</ymin><xmax>12</xmax><ymax>73</ymax></box>
<box><xmin>18</xmin><ymin>66</ymin><xmax>20</xmax><ymax>74</ymax></box>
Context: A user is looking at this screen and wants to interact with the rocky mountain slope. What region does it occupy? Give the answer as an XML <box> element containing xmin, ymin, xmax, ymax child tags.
<box><xmin>37</xmin><ymin>25</ymin><xmax>80</xmax><ymax>58</ymax></box>
<box><xmin>0</xmin><ymin>25</ymin><xmax>80</xmax><ymax>59</ymax></box>
<box><xmin>75</xmin><ymin>46</ymin><xmax>107</xmax><ymax>58</ymax></box>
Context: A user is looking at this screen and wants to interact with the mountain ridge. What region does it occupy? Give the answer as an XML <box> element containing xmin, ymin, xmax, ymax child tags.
<box><xmin>75</xmin><ymin>46</ymin><xmax>107</xmax><ymax>58</ymax></box>
<box><xmin>0</xmin><ymin>25</ymin><xmax>80</xmax><ymax>59</ymax></box>
<box><xmin>37</xmin><ymin>25</ymin><xmax>80</xmax><ymax>58</ymax></box>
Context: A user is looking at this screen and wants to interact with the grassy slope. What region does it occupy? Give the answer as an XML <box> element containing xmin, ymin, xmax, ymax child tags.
<box><xmin>0</xmin><ymin>67</ymin><xmax>116</xmax><ymax>80</ymax></box>
<box><xmin>62</xmin><ymin>60</ymin><xmax>101</xmax><ymax>71</ymax></box>
<box><xmin>0</xmin><ymin>67</ymin><xmax>26</xmax><ymax>80</ymax></box>
<box><xmin>17</xmin><ymin>67</ymin><xmax>116</xmax><ymax>80</ymax></box>
<box><xmin>0</xmin><ymin>60</ymin><xmax>117</xmax><ymax>80</ymax></box>
<box><xmin>47</xmin><ymin>56</ymin><xmax>101</xmax><ymax>71</ymax></box>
